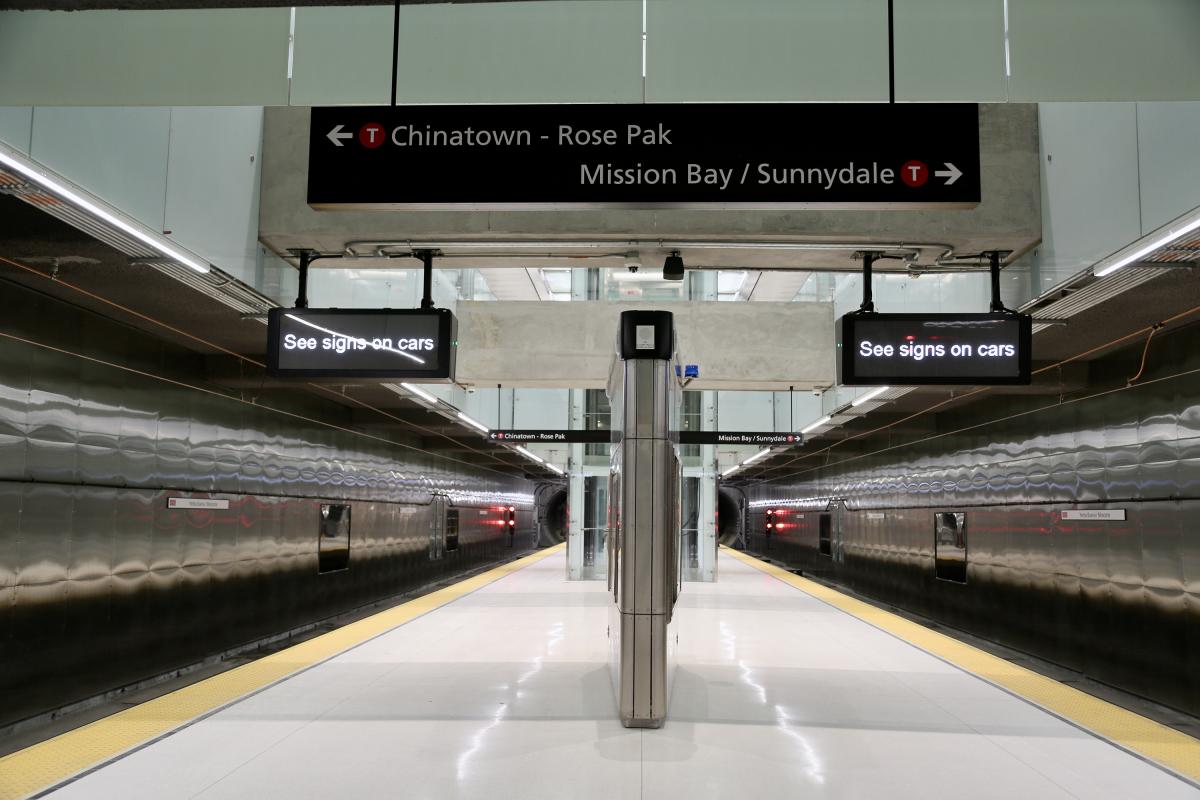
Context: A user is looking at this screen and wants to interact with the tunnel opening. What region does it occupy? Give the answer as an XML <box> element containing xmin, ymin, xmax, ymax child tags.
<box><xmin>538</xmin><ymin>486</ymin><xmax>568</xmax><ymax>546</ymax></box>
<box><xmin>717</xmin><ymin>489</ymin><xmax>744</xmax><ymax>547</ymax></box>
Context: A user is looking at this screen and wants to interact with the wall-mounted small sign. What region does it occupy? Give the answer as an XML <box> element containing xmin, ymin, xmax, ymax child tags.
<box><xmin>865</xmin><ymin>512</ymin><xmax>886</xmax><ymax>520</ymax></box>
<box><xmin>1061</xmin><ymin>509</ymin><xmax>1126</xmax><ymax>521</ymax></box>
<box><xmin>167</xmin><ymin>498</ymin><xmax>230</xmax><ymax>510</ymax></box>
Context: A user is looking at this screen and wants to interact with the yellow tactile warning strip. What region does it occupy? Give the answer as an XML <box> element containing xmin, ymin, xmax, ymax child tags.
<box><xmin>0</xmin><ymin>544</ymin><xmax>565</xmax><ymax>800</ymax></box>
<box><xmin>724</xmin><ymin>546</ymin><xmax>1200</xmax><ymax>785</ymax></box>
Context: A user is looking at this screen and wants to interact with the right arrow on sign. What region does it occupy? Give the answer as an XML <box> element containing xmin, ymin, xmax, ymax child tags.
<box><xmin>326</xmin><ymin>125</ymin><xmax>353</xmax><ymax>147</ymax></box>
<box><xmin>935</xmin><ymin>162</ymin><xmax>962</xmax><ymax>185</ymax></box>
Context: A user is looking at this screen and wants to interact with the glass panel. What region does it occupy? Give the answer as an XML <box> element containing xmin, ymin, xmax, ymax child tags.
<box><xmin>580</xmin><ymin>475</ymin><xmax>608</xmax><ymax>579</ymax></box>
<box><xmin>935</xmin><ymin>511</ymin><xmax>968</xmax><ymax>583</ymax></box>
<box><xmin>647</xmin><ymin>0</ymin><xmax>887</xmax><ymax>102</ymax></box>
<box><xmin>292</xmin><ymin>6</ymin><xmax>392</xmax><ymax>106</ymax></box>
<box><xmin>681</xmin><ymin>476</ymin><xmax>700</xmax><ymax>570</ymax></box>
<box><xmin>0</xmin><ymin>9</ymin><xmax>290</xmax><ymax>106</ymax></box>
<box><xmin>893</xmin><ymin>0</ymin><xmax>1007</xmax><ymax>101</ymax></box>
<box><xmin>1009</xmin><ymin>0</ymin><xmax>1200</xmax><ymax>100</ymax></box>
<box><xmin>396</xmin><ymin>1</ymin><xmax>642</xmax><ymax>103</ymax></box>
<box><xmin>318</xmin><ymin>503</ymin><xmax>351</xmax><ymax>573</ymax></box>
<box><xmin>445</xmin><ymin>507</ymin><xmax>460</xmax><ymax>552</ymax></box>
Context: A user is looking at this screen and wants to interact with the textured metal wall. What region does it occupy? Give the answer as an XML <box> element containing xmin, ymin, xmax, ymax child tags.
<box><xmin>746</xmin><ymin>339</ymin><xmax>1200</xmax><ymax>717</ymax></box>
<box><xmin>0</xmin><ymin>284</ymin><xmax>537</xmax><ymax>728</ymax></box>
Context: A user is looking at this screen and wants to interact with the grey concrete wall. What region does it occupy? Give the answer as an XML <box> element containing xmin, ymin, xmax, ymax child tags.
<box><xmin>454</xmin><ymin>300</ymin><xmax>835</xmax><ymax>389</ymax></box>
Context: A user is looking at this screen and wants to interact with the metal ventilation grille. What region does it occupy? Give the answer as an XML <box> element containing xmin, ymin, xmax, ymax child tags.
<box><xmin>1</xmin><ymin>175</ymin><xmax>276</xmax><ymax>318</ymax></box>
<box><xmin>3</xmin><ymin>179</ymin><xmax>162</xmax><ymax>258</ymax></box>
<box><xmin>1029</xmin><ymin>267</ymin><xmax>1173</xmax><ymax>334</ymax></box>
<box><xmin>1152</xmin><ymin>231</ymin><xmax>1200</xmax><ymax>263</ymax></box>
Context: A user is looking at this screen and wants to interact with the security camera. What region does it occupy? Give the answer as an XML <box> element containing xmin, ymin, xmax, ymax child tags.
<box><xmin>811</xmin><ymin>388</ymin><xmax>824</xmax><ymax>397</ymax></box>
<box><xmin>624</xmin><ymin>253</ymin><xmax>641</xmax><ymax>273</ymax></box>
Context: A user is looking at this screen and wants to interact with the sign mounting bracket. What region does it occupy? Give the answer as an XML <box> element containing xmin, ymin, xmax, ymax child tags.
<box><xmin>985</xmin><ymin>250</ymin><xmax>1016</xmax><ymax>314</ymax></box>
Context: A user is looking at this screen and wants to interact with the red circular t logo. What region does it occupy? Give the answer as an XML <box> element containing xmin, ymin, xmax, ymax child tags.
<box><xmin>900</xmin><ymin>160</ymin><xmax>929</xmax><ymax>187</ymax></box>
<box><xmin>359</xmin><ymin>123</ymin><xmax>386</xmax><ymax>149</ymax></box>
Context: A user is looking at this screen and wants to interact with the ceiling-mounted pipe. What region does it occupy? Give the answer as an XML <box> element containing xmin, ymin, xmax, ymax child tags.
<box><xmin>339</xmin><ymin>238</ymin><xmax>957</xmax><ymax>267</ymax></box>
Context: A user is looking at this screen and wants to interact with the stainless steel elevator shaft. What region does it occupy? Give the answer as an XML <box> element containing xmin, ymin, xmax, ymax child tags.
<box><xmin>607</xmin><ymin>310</ymin><xmax>683</xmax><ymax>728</ymax></box>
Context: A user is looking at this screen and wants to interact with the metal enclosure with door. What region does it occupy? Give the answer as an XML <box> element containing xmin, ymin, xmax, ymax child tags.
<box><xmin>606</xmin><ymin>310</ymin><xmax>683</xmax><ymax>728</ymax></box>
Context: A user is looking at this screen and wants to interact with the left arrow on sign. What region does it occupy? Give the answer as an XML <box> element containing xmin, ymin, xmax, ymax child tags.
<box><xmin>327</xmin><ymin>125</ymin><xmax>354</xmax><ymax>147</ymax></box>
<box><xmin>934</xmin><ymin>162</ymin><xmax>962</xmax><ymax>185</ymax></box>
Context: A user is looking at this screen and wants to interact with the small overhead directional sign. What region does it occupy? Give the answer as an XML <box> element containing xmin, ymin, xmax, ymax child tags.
<box><xmin>679</xmin><ymin>431</ymin><xmax>804</xmax><ymax>446</ymax></box>
<box><xmin>490</xmin><ymin>430</ymin><xmax>610</xmax><ymax>444</ymax></box>
<box><xmin>307</xmin><ymin>104</ymin><xmax>981</xmax><ymax>210</ymax></box>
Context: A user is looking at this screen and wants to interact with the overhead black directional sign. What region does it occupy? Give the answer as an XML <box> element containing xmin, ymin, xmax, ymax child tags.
<box><xmin>267</xmin><ymin>308</ymin><xmax>457</xmax><ymax>380</ymax></box>
<box><xmin>307</xmin><ymin>104</ymin><xmax>981</xmax><ymax>209</ymax></box>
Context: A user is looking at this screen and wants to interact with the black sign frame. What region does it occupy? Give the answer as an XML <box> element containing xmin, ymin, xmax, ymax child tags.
<box><xmin>307</xmin><ymin>103</ymin><xmax>981</xmax><ymax>210</ymax></box>
<box><xmin>267</xmin><ymin>307</ymin><xmax>457</xmax><ymax>380</ymax></box>
<box><xmin>836</xmin><ymin>312</ymin><xmax>1032</xmax><ymax>386</ymax></box>
<box><xmin>679</xmin><ymin>432</ymin><xmax>804</xmax><ymax>446</ymax></box>
<box><xmin>490</xmin><ymin>430</ymin><xmax>610</xmax><ymax>444</ymax></box>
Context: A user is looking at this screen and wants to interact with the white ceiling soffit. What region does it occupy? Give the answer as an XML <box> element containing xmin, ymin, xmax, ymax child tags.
<box><xmin>747</xmin><ymin>270</ymin><xmax>812</xmax><ymax>302</ymax></box>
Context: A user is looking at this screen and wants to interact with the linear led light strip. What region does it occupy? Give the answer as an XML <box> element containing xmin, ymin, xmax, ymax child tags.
<box><xmin>0</xmin><ymin>145</ymin><xmax>210</xmax><ymax>274</ymax></box>
<box><xmin>1094</xmin><ymin>212</ymin><xmax>1200</xmax><ymax>277</ymax></box>
<box><xmin>284</xmin><ymin>314</ymin><xmax>425</xmax><ymax>364</ymax></box>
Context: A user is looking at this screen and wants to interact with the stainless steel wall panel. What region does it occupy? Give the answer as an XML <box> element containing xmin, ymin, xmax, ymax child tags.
<box><xmin>68</xmin><ymin>487</ymin><xmax>114</xmax><ymax>583</ymax></box>
<box><xmin>0</xmin><ymin>338</ymin><xmax>31</xmax><ymax>442</ymax></box>
<box><xmin>1178</xmin><ymin>499</ymin><xmax>1200</xmax><ymax>596</ymax></box>
<box><xmin>26</xmin><ymin>355</ymin><xmax>79</xmax><ymax>448</ymax></box>
<box><xmin>0</xmin><ymin>279</ymin><xmax>538</xmax><ymax>727</ymax></box>
<box><xmin>17</xmin><ymin>485</ymin><xmax>72</xmax><ymax>588</ymax></box>
<box><xmin>0</xmin><ymin>482</ymin><xmax>22</xmax><ymax>589</ymax></box>
<box><xmin>0</xmin><ymin>431</ymin><xmax>28</xmax><ymax>483</ymax></box>
<box><xmin>747</xmin><ymin>334</ymin><xmax>1200</xmax><ymax>716</ymax></box>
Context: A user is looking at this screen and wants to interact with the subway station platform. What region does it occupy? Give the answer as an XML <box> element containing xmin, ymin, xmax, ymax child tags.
<box><xmin>3</xmin><ymin>546</ymin><xmax>1198</xmax><ymax>800</ymax></box>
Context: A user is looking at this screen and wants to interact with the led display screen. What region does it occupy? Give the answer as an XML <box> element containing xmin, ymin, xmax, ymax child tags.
<box><xmin>267</xmin><ymin>308</ymin><xmax>456</xmax><ymax>380</ymax></box>
<box><xmin>837</xmin><ymin>313</ymin><xmax>1031</xmax><ymax>385</ymax></box>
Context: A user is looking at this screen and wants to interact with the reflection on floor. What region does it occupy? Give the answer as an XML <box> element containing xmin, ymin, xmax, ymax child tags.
<box><xmin>39</xmin><ymin>550</ymin><xmax>1199</xmax><ymax>799</ymax></box>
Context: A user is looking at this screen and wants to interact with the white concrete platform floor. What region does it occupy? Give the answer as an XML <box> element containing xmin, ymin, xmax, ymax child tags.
<box><xmin>42</xmin><ymin>550</ymin><xmax>1199</xmax><ymax>799</ymax></box>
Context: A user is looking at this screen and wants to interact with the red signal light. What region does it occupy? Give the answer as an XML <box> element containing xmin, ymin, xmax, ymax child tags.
<box><xmin>508</xmin><ymin>506</ymin><xmax>516</xmax><ymax>512</ymax></box>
